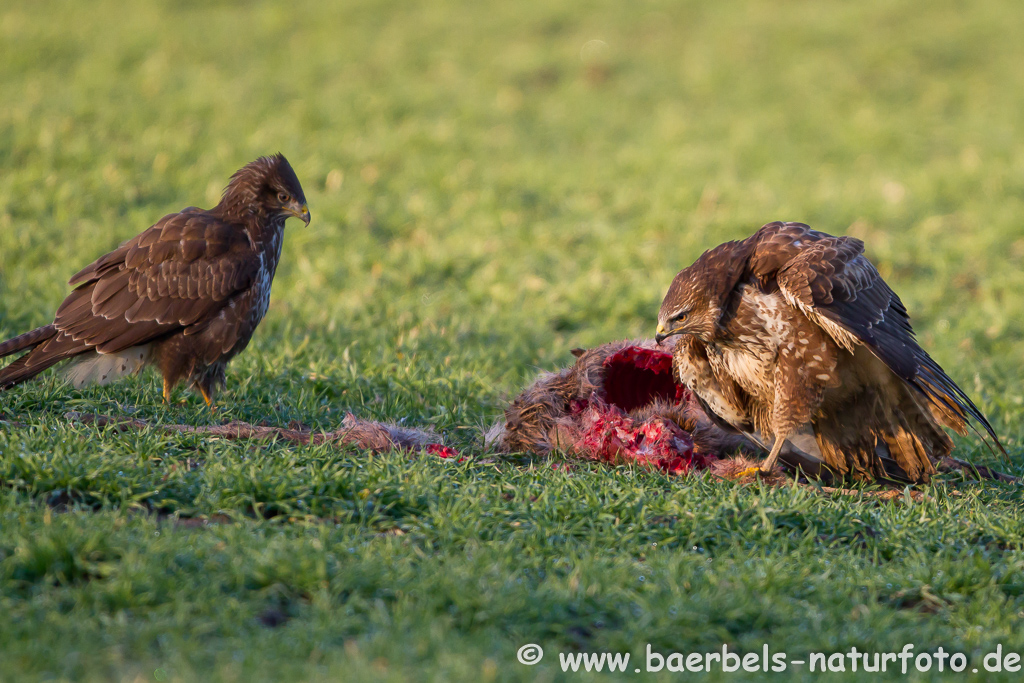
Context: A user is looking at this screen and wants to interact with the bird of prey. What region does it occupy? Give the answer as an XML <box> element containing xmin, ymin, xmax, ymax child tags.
<box><xmin>655</xmin><ymin>221</ymin><xmax>1005</xmax><ymax>482</ymax></box>
<box><xmin>0</xmin><ymin>154</ymin><xmax>309</xmax><ymax>407</ymax></box>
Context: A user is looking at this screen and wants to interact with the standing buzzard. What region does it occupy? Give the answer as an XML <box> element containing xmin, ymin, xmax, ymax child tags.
<box><xmin>655</xmin><ymin>221</ymin><xmax>1005</xmax><ymax>482</ymax></box>
<box><xmin>0</xmin><ymin>154</ymin><xmax>309</xmax><ymax>406</ymax></box>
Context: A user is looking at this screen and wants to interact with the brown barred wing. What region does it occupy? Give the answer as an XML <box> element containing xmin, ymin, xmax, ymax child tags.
<box><xmin>54</xmin><ymin>209</ymin><xmax>259</xmax><ymax>354</ymax></box>
<box><xmin>774</xmin><ymin>235</ymin><xmax>1003</xmax><ymax>452</ymax></box>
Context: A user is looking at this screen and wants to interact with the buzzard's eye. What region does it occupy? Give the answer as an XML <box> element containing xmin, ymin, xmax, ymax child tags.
<box><xmin>672</xmin><ymin>311</ymin><xmax>688</xmax><ymax>322</ymax></box>
<box><xmin>277</xmin><ymin>191</ymin><xmax>291</xmax><ymax>204</ymax></box>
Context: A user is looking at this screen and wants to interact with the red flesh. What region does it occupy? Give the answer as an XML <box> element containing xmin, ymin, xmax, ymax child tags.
<box><xmin>427</xmin><ymin>443</ymin><xmax>463</xmax><ymax>462</ymax></box>
<box><xmin>567</xmin><ymin>345</ymin><xmax>710</xmax><ymax>474</ymax></box>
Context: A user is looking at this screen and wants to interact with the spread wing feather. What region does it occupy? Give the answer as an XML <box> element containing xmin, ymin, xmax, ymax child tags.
<box><xmin>55</xmin><ymin>209</ymin><xmax>258</xmax><ymax>355</ymax></box>
<box><xmin>758</xmin><ymin>223</ymin><xmax>1004</xmax><ymax>453</ymax></box>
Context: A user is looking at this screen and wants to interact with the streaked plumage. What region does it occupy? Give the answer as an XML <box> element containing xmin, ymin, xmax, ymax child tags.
<box><xmin>656</xmin><ymin>221</ymin><xmax>1004</xmax><ymax>482</ymax></box>
<box><xmin>0</xmin><ymin>154</ymin><xmax>310</xmax><ymax>405</ymax></box>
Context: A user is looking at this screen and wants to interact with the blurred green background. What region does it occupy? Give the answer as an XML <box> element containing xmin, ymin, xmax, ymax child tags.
<box><xmin>2</xmin><ymin>0</ymin><xmax>1024</xmax><ymax>681</ymax></box>
<box><xmin>4</xmin><ymin>0</ymin><xmax>1024</xmax><ymax>386</ymax></box>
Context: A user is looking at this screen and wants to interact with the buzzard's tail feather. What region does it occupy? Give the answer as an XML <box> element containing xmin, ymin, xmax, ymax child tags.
<box><xmin>0</xmin><ymin>325</ymin><xmax>57</xmax><ymax>359</ymax></box>
<box><xmin>0</xmin><ymin>328</ymin><xmax>80</xmax><ymax>390</ymax></box>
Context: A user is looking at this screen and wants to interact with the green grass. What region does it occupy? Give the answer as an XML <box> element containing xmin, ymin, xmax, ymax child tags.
<box><xmin>2</xmin><ymin>0</ymin><xmax>1024</xmax><ymax>680</ymax></box>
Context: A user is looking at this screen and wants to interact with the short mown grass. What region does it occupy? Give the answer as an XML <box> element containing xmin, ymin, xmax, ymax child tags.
<box><xmin>2</xmin><ymin>0</ymin><xmax>1024</xmax><ymax>680</ymax></box>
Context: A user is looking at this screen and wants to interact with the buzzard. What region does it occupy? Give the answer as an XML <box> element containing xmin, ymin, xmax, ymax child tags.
<box><xmin>0</xmin><ymin>154</ymin><xmax>309</xmax><ymax>406</ymax></box>
<box><xmin>655</xmin><ymin>221</ymin><xmax>1005</xmax><ymax>482</ymax></box>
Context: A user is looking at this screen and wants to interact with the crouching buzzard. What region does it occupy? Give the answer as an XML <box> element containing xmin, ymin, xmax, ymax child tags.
<box><xmin>0</xmin><ymin>154</ymin><xmax>309</xmax><ymax>406</ymax></box>
<box><xmin>655</xmin><ymin>221</ymin><xmax>1005</xmax><ymax>482</ymax></box>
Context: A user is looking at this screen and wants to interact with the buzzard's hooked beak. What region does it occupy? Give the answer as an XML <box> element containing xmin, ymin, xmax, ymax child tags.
<box><xmin>286</xmin><ymin>203</ymin><xmax>311</xmax><ymax>226</ymax></box>
<box><xmin>655</xmin><ymin>322</ymin><xmax>679</xmax><ymax>345</ymax></box>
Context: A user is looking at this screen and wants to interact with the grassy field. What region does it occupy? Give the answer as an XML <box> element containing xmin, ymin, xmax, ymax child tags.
<box><xmin>2</xmin><ymin>0</ymin><xmax>1024</xmax><ymax>680</ymax></box>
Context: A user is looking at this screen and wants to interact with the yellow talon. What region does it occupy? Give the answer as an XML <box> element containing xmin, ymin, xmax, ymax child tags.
<box><xmin>163</xmin><ymin>379</ymin><xmax>173</xmax><ymax>404</ymax></box>
<box><xmin>734</xmin><ymin>466</ymin><xmax>763</xmax><ymax>478</ymax></box>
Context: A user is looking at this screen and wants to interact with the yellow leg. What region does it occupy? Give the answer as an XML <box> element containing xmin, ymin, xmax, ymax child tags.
<box><xmin>163</xmin><ymin>378</ymin><xmax>173</xmax><ymax>404</ymax></box>
<box><xmin>198</xmin><ymin>385</ymin><xmax>215</xmax><ymax>410</ymax></box>
<box><xmin>760</xmin><ymin>436</ymin><xmax>787</xmax><ymax>474</ymax></box>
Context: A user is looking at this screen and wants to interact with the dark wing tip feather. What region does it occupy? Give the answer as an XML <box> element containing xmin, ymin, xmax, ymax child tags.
<box><xmin>915</xmin><ymin>360</ymin><xmax>1008</xmax><ymax>457</ymax></box>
